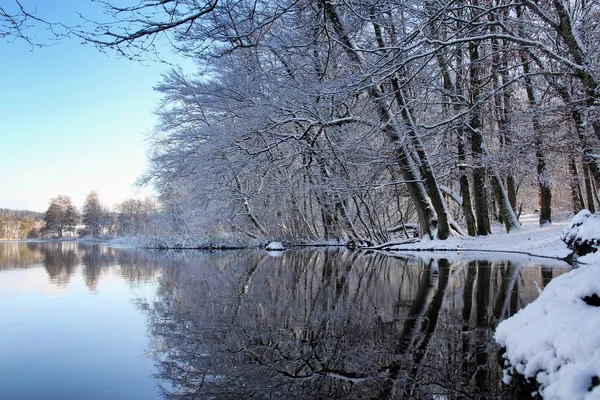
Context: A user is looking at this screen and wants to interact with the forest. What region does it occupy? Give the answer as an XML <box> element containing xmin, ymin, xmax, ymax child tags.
<box><xmin>5</xmin><ymin>0</ymin><xmax>600</xmax><ymax>245</ymax></box>
<box><xmin>0</xmin><ymin>208</ymin><xmax>42</xmax><ymax>240</ymax></box>
<box><xmin>114</xmin><ymin>0</ymin><xmax>598</xmax><ymax>244</ymax></box>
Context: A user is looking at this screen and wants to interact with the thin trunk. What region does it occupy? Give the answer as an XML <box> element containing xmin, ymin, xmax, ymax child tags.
<box><xmin>569</xmin><ymin>153</ymin><xmax>585</xmax><ymax>213</ymax></box>
<box><xmin>492</xmin><ymin>25</ymin><xmax>518</xmax><ymax>216</ymax></box>
<box><xmin>520</xmin><ymin>45</ymin><xmax>552</xmax><ymax>225</ymax></box>
<box><xmin>572</xmin><ymin>108</ymin><xmax>600</xmax><ymax>195</ymax></box>
<box><xmin>454</xmin><ymin>44</ymin><xmax>477</xmax><ymax>236</ymax></box>
<box><xmin>234</xmin><ymin>176</ymin><xmax>268</xmax><ymax>236</ymax></box>
<box><xmin>469</xmin><ymin>40</ymin><xmax>491</xmax><ymax>235</ymax></box>
<box><xmin>490</xmin><ymin>171</ymin><xmax>521</xmax><ymax>232</ymax></box>
<box><xmin>583</xmin><ymin>164</ymin><xmax>596</xmax><ymax>213</ymax></box>
<box><xmin>429</xmin><ymin>13</ymin><xmax>476</xmax><ymax>236</ymax></box>
<box><xmin>458</xmin><ymin>133</ymin><xmax>477</xmax><ymax>236</ymax></box>
<box><xmin>391</xmin><ymin>78</ymin><xmax>452</xmax><ymax>239</ymax></box>
<box><xmin>535</xmin><ymin>132</ymin><xmax>553</xmax><ymax>225</ymax></box>
<box><xmin>500</xmin><ymin>72</ymin><xmax>518</xmax><ymax>214</ymax></box>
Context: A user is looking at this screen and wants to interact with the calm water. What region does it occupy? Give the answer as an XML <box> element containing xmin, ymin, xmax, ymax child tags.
<box><xmin>0</xmin><ymin>242</ymin><xmax>571</xmax><ymax>399</ymax></box>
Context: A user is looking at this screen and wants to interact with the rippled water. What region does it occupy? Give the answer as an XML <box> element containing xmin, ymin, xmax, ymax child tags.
<box><xmin>0</xmin><ymin>241</ymin><xmax>571</xmax><ymax>399</ymax></box>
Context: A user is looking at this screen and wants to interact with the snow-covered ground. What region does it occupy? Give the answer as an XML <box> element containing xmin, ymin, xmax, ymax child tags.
<box><xmin>480</xmin><ymin>211</ymin><xmax>600</xmax><ymax>400</ymax></box>
<box><xmin>494</xmin><ymin>264</ymin><xmax>600</xmax><ymax>400</ymax></box>
<box><xmin>382</xmin><ymin>214</ymin><xmax>572</xmax><ymax>260</ymax></box>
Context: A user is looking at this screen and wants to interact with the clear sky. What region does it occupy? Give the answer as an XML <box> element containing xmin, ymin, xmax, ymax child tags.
<box><xmin>0</xmin><ymin>1</ymin><xmax>184</xmax><ymax>212</ymax></box>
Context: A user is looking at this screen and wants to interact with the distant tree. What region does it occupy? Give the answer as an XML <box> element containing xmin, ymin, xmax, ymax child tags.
<box><xmin>44</xmin><ymin>195</ymin><xmax>79</xmax><ymax>237</ymax></box>
<box><xmin>0</xmin><ymin>208</ymin><xmax>38</xmax><ymax>239</ymax></box>
<box><xmin>115</xmin><ymin>197</ymin><xmax>157</xmax><ymax>235</ymax></box>
<box><xmin>82</xmin><ymin>191</ymin><xmax>109</xmax><ymax>236</ymax></box>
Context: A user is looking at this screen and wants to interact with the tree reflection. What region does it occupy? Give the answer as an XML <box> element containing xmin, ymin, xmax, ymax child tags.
<box><xmin>0</xmin><ymin>242</ymin><xmax>162</xmax><ymax>290</ymax></box>
<box><xmin>0</xmin><ymin>242</ymin><xmax>572</xmax><ymax>398</ymax></box>
<box><xmin>0</xmin><ymin>241</ymin><xmax>42</xmax><ymax>270</ymax></box>
<box><xmin>43</xmin><ymin>242</ymin><xmax>78</xmax><ymax>287</ymax></box>
<box><xmin>139</xmin><ymin>250</ymin><xmax>566</xmax><ymax>399</ymax></box>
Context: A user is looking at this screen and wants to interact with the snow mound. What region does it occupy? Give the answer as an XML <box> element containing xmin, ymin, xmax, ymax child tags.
<box><xmin>562</xmin><ymin>210</ymin><xmax>600</xmax><ymax>257</ymax></box>
<box><xmin>494</xmin><ymin>264</ymin><xmax>600</xmax><ymax>400</ymax></box>
<box><xmin>265</xmin><ymin>241</ymin><xmax>285</xmax><ymax>251</ymax></box>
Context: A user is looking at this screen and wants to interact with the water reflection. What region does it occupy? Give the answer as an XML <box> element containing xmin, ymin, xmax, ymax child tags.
<box><xmin>136</xmin><ymin>249</ymin><xmax>569</xmax><ymax>400</ymax></box>
<box><xmin>0</xmin><ymin>241</ymin><xmax>165</xmax><ymax>400</ymax></box>
<box><xmin>0</xmin><ymin>241</ymin><xmax>162</xmax><ymax>289</ymax></box>
<box><xmin>0</xmin><ymin>243</ymin><xmax>570</xmax><ymax>399</ymax></box>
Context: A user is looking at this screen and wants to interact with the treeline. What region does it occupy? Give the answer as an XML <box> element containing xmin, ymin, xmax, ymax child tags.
<box><xmin>0</xmin><ymin>209</ymin><xmax>43</xmax><ymax>220</ymax></box>
<box><xmin>115</xmin><ymin>0</ymin><xmax>600</xmax><ymax>243</ymax></box>
<box><xmin>40</xmin><ymin>192</ymin><xmax>158</xmax><ymax>238</ymax></box>
<box><xmin>0</xmin><ymin>209</ymin><xmax>42</xmax><ymax>240</ymax></box>
<box><xmin>1</xmin><ymin>193</ymin><xmax>158</xmax><ymax>240</ymax></box>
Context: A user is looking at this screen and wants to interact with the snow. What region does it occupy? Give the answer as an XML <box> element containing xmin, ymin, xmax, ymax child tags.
<box><xmin>265</xmin><ymin>241</ymin><xmax>285</xmax><ymax>251</ymax></box>
<box><xmin>562</xmin><ymin>209</ymin><xmax>600</xmax><ymax>260</ymax></box>
<box><xmin>381</xmin><ymin>214</ymin><xmax>571</xmax><ymax>260</ymax></box>
<box><xmin>494</xmin><ymin>264</ymin><xmax>600</xmax><ymax>400</ymax></box>
<box><xmin>489</xmin><ymin>211</ymin><xmax>600</xmax><ymax>400</ymax></box>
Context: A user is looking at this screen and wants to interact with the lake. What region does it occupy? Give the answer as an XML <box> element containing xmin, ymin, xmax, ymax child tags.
<box><xmin>0</xmin><ymin>241</ymin><xmax>571</xmax><ymax>399</ymax></box>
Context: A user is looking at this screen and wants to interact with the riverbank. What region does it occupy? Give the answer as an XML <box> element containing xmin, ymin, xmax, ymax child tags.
<box><xmin>376</xmin><ymin>214</ymin><xmax>572</xmax><ymax>261</ymax></box>
<box><xmin>105</xmin><ymin>214</ymin><xmax>575</xmax><ymax>260</ymax></box>
<box><xmin>490</xmin><ymin>211</ymin><xmax>600</xmax><ymax>400</ymax></box>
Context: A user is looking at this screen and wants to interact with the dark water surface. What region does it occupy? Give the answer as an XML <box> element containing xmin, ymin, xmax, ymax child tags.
<box><xmin>0</xmin><ymin>242</ymin><xmax>571</xmax><ymax>399</ymax></box>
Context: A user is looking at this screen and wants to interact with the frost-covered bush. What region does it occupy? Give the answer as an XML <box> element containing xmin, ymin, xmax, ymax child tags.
<box><xmin>561</xmin><ymin>210</ymin><xmax>600</xmax><ymax>256</ymax></box>
<box><xmin>137</xmin><ymin>231</ymin><xmax>264</xmax><ymax>249</ymax></box>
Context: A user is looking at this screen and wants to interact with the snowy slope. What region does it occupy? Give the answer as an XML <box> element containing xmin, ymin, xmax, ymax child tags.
<box><xmin>492</xmin><ymin>212</ymin><xmax>600</xmax><ymax>400</ymax></box>
<box><xmin>494</xmin><ymin>264</ymin><xmax>600</xmax><ymax>399</ymax></box>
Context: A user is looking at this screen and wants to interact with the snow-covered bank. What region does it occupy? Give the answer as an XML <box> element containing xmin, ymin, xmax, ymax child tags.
<box><xmin>117</xmin><ymin>232</ymin><xmax>265</xmax><ymax>250</ymax></box>
<box><xmin>379</xmin><ymin>214</ymin><xmax>572</xmax><ymax>260</ymax></box>
<box><xmin>494</xmin><ymin>265</ymin><xmax>600</xmax><ymax>399</ymax></box>
<box><xmin>103</xmin><ymin>214</ymin><xmax>573</xmax><ymax>258</ymax></box>
<box><xmin>493</xmin><ymin>211</ymin><xmax>600</xmax><ymax>400</ymax></box>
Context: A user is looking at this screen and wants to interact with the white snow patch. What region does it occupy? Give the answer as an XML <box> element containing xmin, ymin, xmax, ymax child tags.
<box><xmin>494</xmin><ymin>264</ymin><xmax>600</xmax><ymax>400</ymax></box>
<box><xmin>562</xmin><ymin>209</ymin><xmax>600</xmax><ymax>255</ymax></box>
<box><xmin>383</xmin><ymin>214</ymin><xmax>571</xmax><ymax>260</ymax></box>
<box><xmin>265</xmin><ymin>241</ymin><xmax>285</xmax><ymax>251</ymax></box>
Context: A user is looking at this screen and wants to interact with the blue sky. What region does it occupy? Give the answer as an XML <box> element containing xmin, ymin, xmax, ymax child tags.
<box><xmin>1</xmin><ymin>1</ymin><xmax>185</xmax><ymax>212</ymax></box>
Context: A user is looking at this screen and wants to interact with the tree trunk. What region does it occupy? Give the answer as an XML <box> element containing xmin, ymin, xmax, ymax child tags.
<box><xmin>370</xmin><ymin>13</ymin><xmax>454</xmax><ymax>239</ymax></box>
<box><xmin>458</xmin><ymin>133</ymin><xmax>478</xmax><ymax>236</ymax></box>
<box><xmin>535</xmin><ymin>133</ymin><xmax>553</xmax><ymax>225</ymax></box>
<box><xmin>569</xmin><ymin>153</ymin><xmax>585</xmax><ymax>213</ymax></box>
<box><xmin>428</xmin><ymin>18</ymin><xmax>476</xmax><ymax>236</ymax></box>
<box><xmin>583</xmin><ymin>164</ymin><xmax>596</xmax><ymax>213</ymax></box>
<box><xmin>391</xmin><ymin>79</ymin><xmax>453</xmax><ymax>239</ymax></box>
<box><xmin>468</xmin><ymin>40</ymin><xmax>491</xmax><ymax>235</ymax></box>
<box><xmin>490</xmin><ymin>170</ymin><xmax>521</xmax><ymax>232</ymax></box>
<box><xmin>521</xmin><ymin>48</ymin><xmax>552</xmax><ymax>225</ymax></box>
<box><xmin>492</xmin><ymin>30</ymin><xmax>518</xmax><ymax>216</ymax></box>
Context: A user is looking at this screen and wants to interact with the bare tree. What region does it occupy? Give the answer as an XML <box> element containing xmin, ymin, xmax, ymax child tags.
<box><xmin>82</xmin><ymin>191</ymin><xmax>110</xmax><ymax>236</ymax></box>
